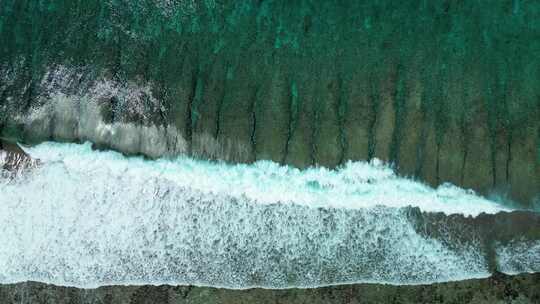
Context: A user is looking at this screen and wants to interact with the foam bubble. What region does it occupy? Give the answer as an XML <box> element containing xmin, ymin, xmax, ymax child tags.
<box><xmin>497</xmin><ymin>241</ymin><xmax>540</xmax><ymax>274</ymax></box>
<box><xmin>0</xmin><ymin>142</ymin><xmax>521</xmax><ymax>288</ymax></box>
<box><xmin>23</xmin><ymin>142</ymin><xmax>508</xmax><ymax>216</ymax></box>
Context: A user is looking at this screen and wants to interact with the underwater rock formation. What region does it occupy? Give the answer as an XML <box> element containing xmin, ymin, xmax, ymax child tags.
<box><xmin>0</xmin><ymin>0</ymin><xmax>538</xmax><ymax>206</ymax></box>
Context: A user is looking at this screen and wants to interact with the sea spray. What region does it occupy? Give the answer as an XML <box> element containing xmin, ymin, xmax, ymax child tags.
<box><xmin>0</xmin><ymin>142</ymin><xmax>537</xmax><ymax>289</ymax></box>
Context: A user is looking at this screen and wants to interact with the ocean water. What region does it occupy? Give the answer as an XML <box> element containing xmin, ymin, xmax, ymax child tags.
<box><xmin>1</xmin><ymin>142</ymin><xmax>536</xmax><ymax>289</ymax></box>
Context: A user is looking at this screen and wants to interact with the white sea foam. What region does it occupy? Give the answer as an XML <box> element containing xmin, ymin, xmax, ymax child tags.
<box><xmin>21</xmin><ymin>142</ymin><xmax>509</xmax><ymax>216</ymax></box>
<box><xmin>0</xmin><ymin>142</ymin><xmax>527</xmax><ymax>288</ymax></box>
<box><xmin>497</xmin><ymin>241</ymin><xmax>540</xmax><ymax>274</ymax></box>
<box><xmin>0</xmin><ymin>151</ymin><xmax>6</xmax><ymax>166</ymax></box>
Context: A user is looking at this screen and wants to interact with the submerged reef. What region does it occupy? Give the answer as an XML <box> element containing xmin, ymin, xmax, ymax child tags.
<box><xmin>1</xmin><ymin>1</ymin><xmax>539</xmax><ymax>205</ymax></box>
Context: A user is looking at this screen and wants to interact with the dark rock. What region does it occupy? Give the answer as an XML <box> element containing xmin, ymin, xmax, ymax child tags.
<box><xmin>1</xmin><ymin>273</ymin><xmax>540</xmax><ymax>304</ymax></box>
<box><xmin>0</xmin><ymin>137</ymin><xmax>38</xmax><ymax>173</ymax></box>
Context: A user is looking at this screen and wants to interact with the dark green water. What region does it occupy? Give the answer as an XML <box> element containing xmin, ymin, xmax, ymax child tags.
<box><xmin>1</xmin><ymin>0</ymin><xmax>538</xmax><ymax>205</ymax></box>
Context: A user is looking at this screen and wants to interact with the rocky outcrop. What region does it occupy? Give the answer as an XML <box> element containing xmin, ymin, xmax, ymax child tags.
<box><xmin>0</xmin><ymin>0</ymin><xmax>538</xmax><ymax>207</ymax></box>
<box><xmin>0</xmin><ymin>138</ymin><xmax>37</xmax><ymax>173</ymax></box>
<box><xmin>1</xmin><ymin>272</ymin><xmax>539</xmax><ymax>304</ymax></box>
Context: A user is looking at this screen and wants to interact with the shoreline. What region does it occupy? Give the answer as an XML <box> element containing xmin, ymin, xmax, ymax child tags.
<box><xmin>1</xmin><ymin>272</ymin><xmax>539</xmax><ymax>303</ymax></box>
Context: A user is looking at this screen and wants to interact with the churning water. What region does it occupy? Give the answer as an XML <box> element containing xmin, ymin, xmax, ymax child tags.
<box><xmin>0</xmin><ymin>142</ymin><xmax>537</xmax><ymax>289</ymax></box>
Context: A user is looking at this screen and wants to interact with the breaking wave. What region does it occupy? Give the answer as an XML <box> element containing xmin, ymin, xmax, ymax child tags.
<box><xmin>0</xmin><ymin>142</ymin><xmax>536</xmax><ymax>289</ymax></box>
